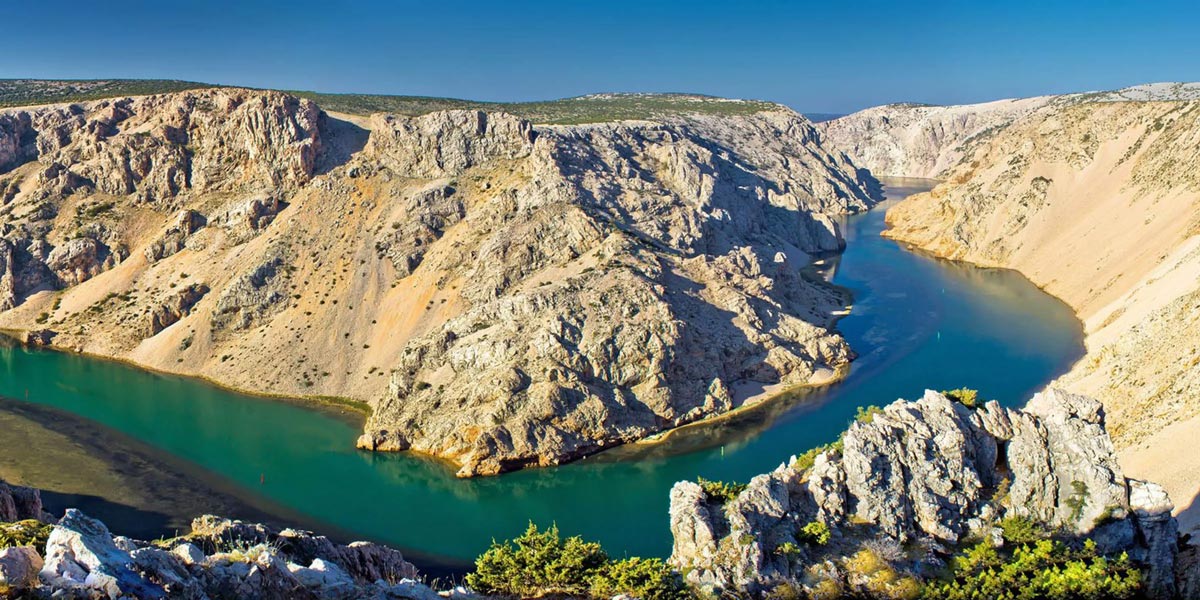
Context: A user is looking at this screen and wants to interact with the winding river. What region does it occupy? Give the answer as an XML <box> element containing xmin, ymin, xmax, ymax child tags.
<box><xmin>0</xmin><ymin>178</ymin><xmax>1083</xmax><ymax>571</ymax></box>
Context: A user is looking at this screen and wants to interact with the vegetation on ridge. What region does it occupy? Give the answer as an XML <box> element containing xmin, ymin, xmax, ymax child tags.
<box><xmin>0</xmin><ymin>79</ymin><xmax>215</xmax><ymax>108</ymax></box>
<box><xmin>292</xmin><ymin>91</ymin><xmax>782</xmax><ymax>124</ymax></box>
<box><xmin>0</xmin><ymin>79</ymin><xmax>782</xmax><ymax>124</ymax></box>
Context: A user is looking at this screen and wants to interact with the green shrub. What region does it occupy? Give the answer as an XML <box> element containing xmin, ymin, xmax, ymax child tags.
<box><xmin>998</xmin><ymin>515</ymin><xmax>1043</xmax><ymax>545</ymax></box>
<box><xmin>697</xmin><ymin>477</ymin><xmax>747</xmax><ymax>504</ymax></box>
<box><xmin>774</xmin><ymin>541</ymin><xmax>803</xmax><ymax>558</ymax></box>
<box><xmin>792</xmin><ymin>439</ymin><xmax>843</xmax><ymax>473</ymax></box>
<box><xmin>845</xmin><ymin>548</ymin><xmax>922</xmax><ymax>600</ymax></box>
<box><xmin>0</xmin><ymin>520</ymin><xmax>53</xmax><ymax>549</ymax></box>
<box><xmin>466</xmin><ymin>523</ymin><xmax>607</xmax><ymax>597</ymax></box>
<box><xmin>590</xmin><ymin>557</ymin><xmax>688</xmax><ymax>600</ymax></box>
<box><xmin>1065</xmin><ymin>481</ymin><xmax>1090</xmax><ymax>524</ymax></box>
<box><xmin>854</xmin><ymin>405</ymin><xmax>884</xmax><ymax>424</ymax></box>
<box><xmin>942</xmin><ymin>388</ymin><xmax>980</xmax><ymax>408</ymax></box>
<box><xmin>798</xmin><ymin>521</ymin><xmax>831</xmax><ymax>546</ymax></box>
<box><xmin>923</xmin><ymin>539</ymin><xmax>1142</xmax><ymax>600</ymax></box>
<box><xmin>466</xmin><ymin>524</ymin><xmax>689</xmax><ymax>599</ymax></box>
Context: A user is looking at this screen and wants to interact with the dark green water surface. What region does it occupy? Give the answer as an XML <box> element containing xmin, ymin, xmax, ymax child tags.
<box><xmin>0</xmin><ymin>178</ymin><xmax>1083</xmax><ymax>569</ymax></box>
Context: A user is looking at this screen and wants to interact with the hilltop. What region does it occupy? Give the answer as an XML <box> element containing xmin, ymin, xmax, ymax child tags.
<box><xmin>0</xmin><ymin>79</ymin><xmax>783</xmax><ymax>125</ymax></box>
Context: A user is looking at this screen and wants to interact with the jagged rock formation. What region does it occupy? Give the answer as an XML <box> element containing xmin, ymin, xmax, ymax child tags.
<box><xmin>879</xmin><ymin>96</ymin><xmax>1200</xmax><ymax>542</ymax></box>
<box><xmin>668</xmin><ymin>389</ymin><xmax>1181</xmax><ymax>598</ymax></box>
<box><xmin>0</xmin><ymin>479</ymin><xmax>450</xmax><ymax>599</ymax></box>
<box><xmin>0</xmin><ymin>88</ymin><xmax>877</xmax><ymax>475</ymax></box>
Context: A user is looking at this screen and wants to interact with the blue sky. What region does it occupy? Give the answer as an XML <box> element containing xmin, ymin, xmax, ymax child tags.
<box><xmin>2</xmin><ymin>0</ymin><xmax>1196</xmax><ymax>113</ymax></box>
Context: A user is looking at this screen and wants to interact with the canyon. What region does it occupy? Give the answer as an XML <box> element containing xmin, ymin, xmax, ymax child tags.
<box><xmin>2</xmin><ymin>79</ymin><xmax>1199</xmax><ymax>598</ymax></box>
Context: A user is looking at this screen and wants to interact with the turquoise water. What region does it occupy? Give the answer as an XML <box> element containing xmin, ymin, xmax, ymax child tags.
<box><xmin>0</xmin><ymin>178</ymin><xmax>1083</xmax><ymax>568</ymax></box>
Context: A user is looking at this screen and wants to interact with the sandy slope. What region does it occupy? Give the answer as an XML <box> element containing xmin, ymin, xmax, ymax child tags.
<box><xmin>882</xmin><ymin>98</ymin><xmax>1200</xmax><ymax>533</ymax></box>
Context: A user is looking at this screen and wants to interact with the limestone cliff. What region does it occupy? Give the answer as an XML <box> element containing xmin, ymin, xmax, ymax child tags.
<box><xmin>817</xmin><ymin>82</ymin><xmax>1200</xmax><ymax>179</ymax></box>
<box><xmin>668</xmin><ymin>389</ymin><xmax>1182</xmax><ymax>598</ymax></box>
<box><xmin>881</xmin><ymin>97</ymin><xmax>1200</xmax><ymax>537</ymax></box>
<box><xmin>0</xmin><ymin>89</ymin><xmax>878</xmax><ymax>476</ymax></box>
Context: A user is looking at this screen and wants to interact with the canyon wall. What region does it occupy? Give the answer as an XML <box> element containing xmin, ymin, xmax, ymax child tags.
<box><xmin>0</xmin><ymin>89</ymin><xmax>878</xmax><ymax>476</ymax></box>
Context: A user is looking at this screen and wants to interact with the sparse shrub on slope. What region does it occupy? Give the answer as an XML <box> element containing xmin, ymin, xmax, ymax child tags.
<box><xmin>696</xmin><ymin>477</ymin><xmax>747</xmax><ymax>504</ymax></box>
<box><xmin>921</xmin><ymin>539</ymin><xmax>1142</xmax><ymax>600</ymax></box>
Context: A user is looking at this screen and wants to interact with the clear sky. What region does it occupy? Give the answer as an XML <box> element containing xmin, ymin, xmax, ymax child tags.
<box><xmin>2</xmin><ymin>0</ymin><xmax>1196</xmax><ymax>113</ymax></box>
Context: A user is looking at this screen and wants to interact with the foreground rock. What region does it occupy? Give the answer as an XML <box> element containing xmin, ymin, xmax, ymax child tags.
<box><xmin>0</xmin><ymin>88</ymin><xmax>877</xmax><ymax>475</ymax></box>
<box><xmin>669</xmin><ymin>389</ymin><xmax>1183</xmax><ymax>598</ymax></box>
<box><xmin>0</xmin><ymin>487</ymin><xmax>443</xmax><ymax>599</ymax></box>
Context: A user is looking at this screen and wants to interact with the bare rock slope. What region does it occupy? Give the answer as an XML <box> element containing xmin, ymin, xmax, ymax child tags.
<box><xmin>0</xmin><ymin>88</ymin><xmax>878</xmax><ymax>476</ymax></box>
<box><xmin>817</xmin><ymin>82</ymin><xmax>1200</xmax><ymax>179</ymax></box>
<box><xmin>879</xmin><ymin>95</ymin><xmax>1200</xmax><ymax>535</ymax></box>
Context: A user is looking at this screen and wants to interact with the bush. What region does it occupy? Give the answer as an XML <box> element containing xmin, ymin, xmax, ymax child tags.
<box><xmin>941</xmin><ymin>388</ymin><xmax>980</xmax><ymax>408</ymax></box>
<box><xmin>792</xmin><ymin>439</ymin><xmax>843</xmax><ymax>473</ymax></box>
<box><xmin>854</xmin><ymin>405</ymin><xmax>884</xmax><ymax>424</ymax></box>
<box><xmin>697</xmin><ymin>477</ymin><xmax>747</xmax><ymax>504</ymax></box>
<box><xmin>923</xmin><ymin>539</ymin><xmax>1142</xmax><ymax>600</ymax></box>
<box><xmin>998</xmin><ymin>515</ymin><xmax>1043</xmax><ymax>545</ymax></box>
<box><xmin>590</xmin><ymin>557</ymin><xmax>688</xmax><ymax>600</ymax></box>
<box><xmin>0</xmin><ymin>520</ymin><xmax>53</xmax><ymax>549</ymax></box>
<box><xmin>798</xmin><ymin>521</ymin><xmax>831</xmax><ymax>546</ymax></box>
<box><xmin>466</xmin><ymin>523</ymin><xmax>607</xmax><ymax>597</ymax></box>
<box><xmin>845</xmin><ymin>548</ymin><xmax>922</xmax><ymax>600</ymax></box>
<box><xmin>466</xmin><ymin>524</ymin><xmax>687</xmax><ymax>599</ymax></box>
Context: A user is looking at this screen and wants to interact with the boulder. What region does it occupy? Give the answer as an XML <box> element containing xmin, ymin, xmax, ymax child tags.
<box><xmin>39</xmin><ymin>508</ymin><xmax>166</xmax><ymax>599</ymax></box>
<box><xmin>0</xmin><ymin>546</ymin><xmax>43</xmax><ymax>590</ymax></box>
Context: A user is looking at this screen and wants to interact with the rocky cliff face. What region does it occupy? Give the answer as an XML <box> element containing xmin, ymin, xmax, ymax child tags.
<box><xmin>0</xmin><ymin>89</ymin><xmax>877</xmax><ymax>476</ymax></box>
<box><xmin>881</xmin><ymin>97</ymin><xmax>1200</xmax><ymax>540</ymax></box>
<box><xmin>668</xmin><ymin>389</ymin><xmax>1181</xmax><ymax>598</ymax></box>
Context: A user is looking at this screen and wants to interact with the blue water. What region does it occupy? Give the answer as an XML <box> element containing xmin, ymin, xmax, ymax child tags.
<box><xmin>0</xmin><ymin>178</ymin><xmax>1083</xmax><ymax>567</ymax></box>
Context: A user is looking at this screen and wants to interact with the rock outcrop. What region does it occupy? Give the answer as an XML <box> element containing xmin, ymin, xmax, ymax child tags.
<box><xmin>0</xmin><ymin>479</ymin><xmax>45</xmax><ymax>522</ymax></box>
<box><xmin>668</xmin><ymin>389</ymin><xmax>1181</xmax><ymax>598</ymax></box>
<box><xmin>0</xmin><ymin>88</ymin><xmax>878</xmax><ymax>474</ymax></box>
<box><xmin>1</xmin><ymin>478</ymin><xmax>443</xmax><ymax>599</ymax></box>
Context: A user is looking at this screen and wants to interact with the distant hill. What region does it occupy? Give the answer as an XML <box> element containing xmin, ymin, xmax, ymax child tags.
<box><xmin>801</xmin><ymin>112</ymin><xmax>845</xmax><ymax>123</ymax></box>
<box><xmin>0</xmin><ymin>79</ymin><xmax>783</xmax><ymax>124</ymax></box>
<box><xmin>0</xmin><ymin>79</ymin><xmax>215</xmax><ymax>108</ymax></box>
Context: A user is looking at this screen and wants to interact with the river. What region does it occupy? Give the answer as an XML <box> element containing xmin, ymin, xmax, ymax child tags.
<box><xmin>0</xmin><ymin>178</ymin><xmax>1083</xmax><ymax>572</ymax></box>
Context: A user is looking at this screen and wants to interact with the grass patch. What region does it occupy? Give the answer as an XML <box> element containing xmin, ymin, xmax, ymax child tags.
<box><xmin>0</xmin><ymin>520</ymin><xmax>53</xmax><ymax>549</ymax></box>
